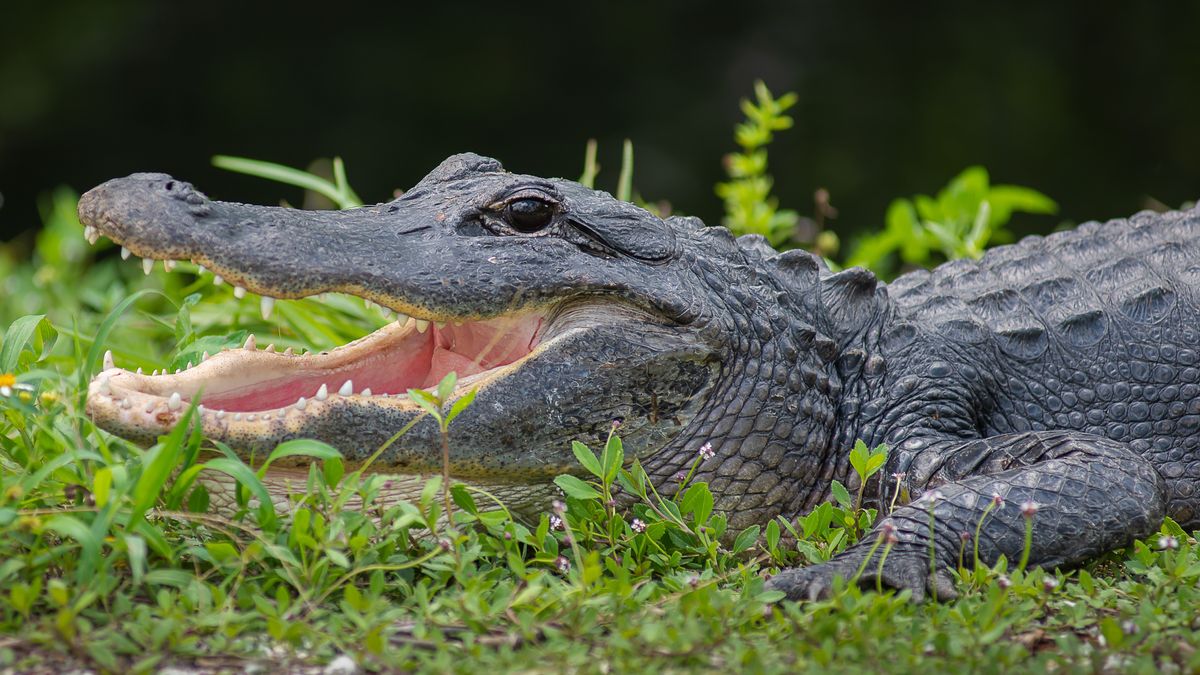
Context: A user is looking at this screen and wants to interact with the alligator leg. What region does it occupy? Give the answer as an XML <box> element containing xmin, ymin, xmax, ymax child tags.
<box><xmin>766</xmin><ymin>431</ymin><xmax>1168</xmax><ymax>601</ymax></box>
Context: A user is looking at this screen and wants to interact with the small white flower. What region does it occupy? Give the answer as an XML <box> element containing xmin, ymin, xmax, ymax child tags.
<box><xmin>549</xmin><ymin>515</ymin><xmax>564</xmax><ymax>531</ymax></box>
<box><xmin>698</xmin><ymin>442</ymin><xmax>715</xmax><ymax>461</ymax></box>
<box><xmin>555</xmin><ymin>555</ymin><xmax>571</xmax><ymax>574</ymax></box>
<box><xmin>631</xmin><ymin>518</ymin><xmax>647</xmax><ymax>533</ymax></box>
<box><xmin>1158</xmin><ymin>535</ymin><xmax>1179</xmax><ymax>551</ymax></box>
<box><xmin>1020</xmin><ymin>501</ymin><xmax>1039</xmax><ymax>518</ymax></box>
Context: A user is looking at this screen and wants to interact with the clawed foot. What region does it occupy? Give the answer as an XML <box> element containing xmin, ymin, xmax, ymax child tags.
<box><xmin>764</xmin><ymin>553</ymin><xmax>958</xmax><ymax>603</ymax></box>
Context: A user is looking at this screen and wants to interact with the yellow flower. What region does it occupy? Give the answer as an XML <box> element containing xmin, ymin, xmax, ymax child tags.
<box><xmin>0</xmin><ymin>373</ymin><xmax>14</xmax><ymax>388</ymax></box>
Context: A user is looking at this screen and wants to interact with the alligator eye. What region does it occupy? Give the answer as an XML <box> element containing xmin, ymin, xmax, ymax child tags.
<box><xmin>504</xmin><ymin>198</ymin><xmax>555</xmax><ymax>232</ymax></box>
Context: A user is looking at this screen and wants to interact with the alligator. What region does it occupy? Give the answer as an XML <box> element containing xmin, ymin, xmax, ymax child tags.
<box><xmin>78</xmin><ymin>153</ymin><xmax>1200</xmax><ymax>601</ymax></box>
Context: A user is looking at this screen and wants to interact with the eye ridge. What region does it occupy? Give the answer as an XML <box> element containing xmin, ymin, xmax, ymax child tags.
<box><xmin>504</xmin><ymin>197</ymin><xmax>556</xmax><ymax>232</ymax></box>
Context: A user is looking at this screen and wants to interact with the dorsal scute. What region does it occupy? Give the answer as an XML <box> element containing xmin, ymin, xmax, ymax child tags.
<box><xmin>736</xmin><ymin>233</ymin><xmax>778</xmax><ymax>260</ymax></box>
<box><xmin>766</xmin><ymin>248</ymin><xmax>824</xmax><ymax>289</ymax></box>
<box><xmin>821</xmin><ymin>266</ymin><xmax>889</xmax><ymax>348</ymax></box>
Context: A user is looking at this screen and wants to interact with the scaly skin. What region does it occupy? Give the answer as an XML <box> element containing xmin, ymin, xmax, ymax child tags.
<box><xmin>78</xmin><ymin>154</ymin><xmax>1200</xmax><ymax>600</ymax></box>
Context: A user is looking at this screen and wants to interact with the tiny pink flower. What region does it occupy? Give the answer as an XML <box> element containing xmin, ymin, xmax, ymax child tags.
<box><xmin>1158</xmin><ymin>535</ymin><xmax>1179</xmax><ymax>551</ymax></box>
<box><xmin>673</xmin><ymin>470</ymin><xmax>688</xmax><ymax>484</ymax></box>
<box><xmin>1042</xmin><ymin>577</ymin><xmax>1059</xmax><ymax>592</ymax></box>
<box><xmin>1020</xmin><ymin>501</ymin><xmax>1039</xmax><ymax>518</ymax></box>
<box><xmin>438</xmin><ymin>538</ymin><xmax>452</xmax><ymax>552</ymax></box>
<box><xmin>631</xmin><ymin>518</ymin><xmax>647</xmax><ymax>533</ymax></box>
<box><xmin>549</xmin><ymin>515</ymin><xmax>564</xmax><ymax>531</ymax></box>
<box><xmin>959</xmin><ymin>531</ymin><xmax>971</xmax><ymax>543</ymax></box>
<box><xmin>991</xmin><ymin>492</ymin><xmax>1005</xmax><ymax>508</ymax></box>
<box><xmin>555</xmin><ymin>555</ymin><xmax>571</xmax><ymax>574</ymax></box>
<box><xmin>552</xmin><ymin>500</ymin><xmax>567</xmax><ymax>515</ymax></box>
<box><xmin>698</xmin><ymin>442</ymin><xmax>715</xmax><ymax>461</ymax></box>
<box><xmin>612</xmin><ymin>419</ymin><xmax>623</xmax><ymax>429</ymax></box>
<box><xmin>891</xmin><ymin>472</ymin><xmax>906</xmax><ymax>482</ymax></box>
<box><xmin>997</xmin><ymin>575</ymin><xmax>1012</xmax><ymax>590</ymax></box>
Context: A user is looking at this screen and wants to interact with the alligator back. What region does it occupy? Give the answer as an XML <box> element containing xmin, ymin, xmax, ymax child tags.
<box><xmin>882</xmin><ymin>207</ymin><xmax>1200</xmax><ymax>461</ymax></box>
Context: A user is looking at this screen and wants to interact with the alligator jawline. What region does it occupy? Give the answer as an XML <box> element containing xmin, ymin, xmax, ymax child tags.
<box><xmin>92</xmin><ymin>309</ymin><xmax>548</xmax><ymax>420</ymax></box>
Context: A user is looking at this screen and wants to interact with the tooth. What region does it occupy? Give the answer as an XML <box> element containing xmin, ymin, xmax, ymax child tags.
<box><xmin>120</xmin><ymin>399</ymin><xmax>132</xmax><ymax>410</ymax></box>
<box><xmin>175</xmin><ymin>368</ymin><xmax>182</xmax><ymax>374</ymax></box>
<box><xmin>83</xmin><ymin>225</ymin><xmax>97</xmax><ymax>243</ymax></box>
<box><xmin>197</xmin><ymin>404</ymin><xmax>205</xmax><ymax>413</ymax></box>
<box><xmin>185</xmin><ymin>361</ymin><xmax>193</xmax><ymax>370</ymax></box>
<box><xmin>435</xmin><ymin>322</ymin><xmax>446</xmax><ymax>329</ymax></box>
<box><xmin>295</xmin><ymin>397</ymin><xmax>307</xmax><ymax>410</ymax></box>
<box><xmin>136</xmin><ymin>367</ymin><xmax>143</xmax><ymax>375</ymax></box>
<box><xmin>197</xmin><ymin>265</ymin><xmax>206</xmax><ymax>274</ymax></box>
<box><xmin>361</xmin><ymin>387</ymin><xmax>372</xmax><ymax>397</ymax></box>
<box><xmin>168</xmin><ymin>392</ymin><xmax>182</xmax><ymax>410</ymax></box>
<box><xmin>216</xmin><ymin>410</ymin><xmax>226</xmax><ymax>419</ymax></box>
<box><xmin>316</xmin><ymin>384</ymin><xmax>329</xmax><ymax>401</ymax></box>
<box><xmin>98</xmin><ymin>374</ymin><xmax>111</xmax><ymax>395</ymax></box>
<box><xmin>277</xmin><ymin>409</ymin><xmax>287</xmax><ymax>418</ymax></box>
<box><xmin>283</xmin><ymin>347</ymin><xmax>294</xmax><ymax>356</ymax></box>
<box><xmin>121</xmin><ymin>247</ymin><xmax>132</xmax><ymax>260</ymax></box>
<box><xmin>338</xmin><ymin>380</ymin><xmax>353</xmax><ymax>396</ymax></box>
<box><xmin>233</xmin><ymin>413</ymin><xmax>243</xmax><ymax>421</ymax></box>
<box><xmin>152</xmin><ymin>369</ymin><xmax>160</xmax><ymax>376</ymax></box>
<box><xmin>415</xmin><ymin>320</ymin><xmax>429</xmax><ymax>333</ymax></box>
<box><xmin>265</xmin><ymin>344</ymin><xmax>275</xmax><ymax>353</ymax></box>
<box><xmin>246</xmin><ymin>414</ymin><xmax>256</xmax><ymax>421</ymax></box>
<box><xmin>453</xmin><ymin>321</ymin><xmax>463</xmax><ymax>327</ymax></box>
<box><xmin>234</xmin><ymin>286</ymin><xmax>246</xmax><ymax>299</ymax></box>
<box><xmin>143</xmin><ymin>258</ymin><xmax>154</xmax><ymax>275</ymax></box>
<box><xmin>103</xmin><ymin>350</ymin><xmax>115</xmax><ymax>370</ymax></box>
<box><xmin>202</xmin><ymin>351</ymin><xmax>210</xmax><ymax>361</ymax></box>
<box><xmin>213</xmin><ymin>275</ymin><xmax>223</xmax><ymax>286</ymax></box>
<box><xmin>395</xmin><ymin>313</ymin><xmax>409</xmax><ymax>324</ymax></box>
<box><xmin>163</xmin><ymin>260</ymin><xmax>177</xmax><ymax>272</ymax></box>
<box><xmin>261</xmin><ymin>297</ymin><xmax>275</xmax><ymax>320</ymax></box>
<box><xmin>145</xmin><ymin>402</ymin><xmax>157</xmax><ymax>413</ymax></box>
<box><xmin>244</xmin><ymin>334</ymin><xmax>256</xmax><ymax>350</ymax></box>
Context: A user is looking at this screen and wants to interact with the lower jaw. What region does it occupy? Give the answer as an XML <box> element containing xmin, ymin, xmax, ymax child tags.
<box><xmin>192</xmin><ymin>458</ymin><xmax>561</xmax><ymax>518</ymax></box>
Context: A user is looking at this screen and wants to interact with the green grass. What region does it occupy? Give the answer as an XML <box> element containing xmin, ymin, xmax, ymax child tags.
<box><xmin>3</xmin><ymin>88</ymin><xmax>1200</xmax><ymax>673</ymax></box>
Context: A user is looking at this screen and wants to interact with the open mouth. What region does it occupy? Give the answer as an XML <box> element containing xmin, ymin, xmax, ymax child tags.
<box><xmin>93</xmin><ymin>309</ymin><xmax>547</xmax><ymax>421</ymax></box>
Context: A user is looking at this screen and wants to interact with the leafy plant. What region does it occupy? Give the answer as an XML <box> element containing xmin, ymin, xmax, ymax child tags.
<box><xmin>848</xmin><ymin>165</ymin><xmax>1057</xmax><ymax>275</ymax></box>
<box><xmin>715</xmin><ymin>80</ymin><xmax>802</xmax><ymax>247</ymax></box>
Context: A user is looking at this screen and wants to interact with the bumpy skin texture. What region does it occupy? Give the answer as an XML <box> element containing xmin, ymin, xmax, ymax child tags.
<box><xmin>78</xmin><ymin>155</ymin><xmax>1200</xmax><ymax>600</ymax></box>
<box><xmin>771</xmin><ymin>208</ymin><xmax>1197</xmax><ymax>600</ymax></box>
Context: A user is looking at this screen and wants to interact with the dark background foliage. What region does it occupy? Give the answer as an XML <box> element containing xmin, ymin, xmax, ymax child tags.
<box><xmin>1</xmin><ymin>2</ymin><xmax>1197</xmax><ymax>242</ymax></box>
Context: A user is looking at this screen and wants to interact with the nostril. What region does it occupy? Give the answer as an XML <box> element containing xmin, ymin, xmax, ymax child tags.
<box><xmin>165</xmin><ymin>181</ymin><xmax>175</xmax><ymax>191</ymax></box>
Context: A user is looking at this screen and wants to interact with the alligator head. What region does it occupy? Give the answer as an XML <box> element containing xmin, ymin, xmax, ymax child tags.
<box><xmin>79</xmin><ymin>154</ymin><xmax>853</xmax><ymax>526</ymax></box>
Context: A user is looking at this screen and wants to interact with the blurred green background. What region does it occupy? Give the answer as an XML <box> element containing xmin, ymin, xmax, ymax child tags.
<box><xmin>1</xmin><ymin>2</ymin><xmax>1197</xmax><ymax>244</ymax></box>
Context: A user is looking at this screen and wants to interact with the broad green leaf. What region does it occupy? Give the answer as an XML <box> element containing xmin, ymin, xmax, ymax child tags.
<box><xmin>731</xmin><ymin>525</ymin><xmax>760</xmax><ymax>554</ymax></box>
<box><xmin>602</xmin><ymin>433</ymin><xmax>624</xmax><ymax>484</ymax></box>
<box><xmin>450</xmin><ymin>483</ymin><xmax>478</xmax><ymax>515</ymax></box>
<box><xmin>553</xmin><ymin>474</ymin><xmax>601</xmax><ymax>500</ymax></box>
<box><xmin>1</xmin><ymin>314</ymin><xmax>48</xmax><ymax>373</ymax></box>
<box><xmin>830</xmin><ymin>479</ymin><xmax>852</xmax><ymax>510</ymax></box>
<box><xmin>259</xmin><ymin>439</ymin><xmax>343</xmax><ymax>477</ymax></box>
<box><xmin>407</xmin><ymin>388</ymin><xmax>442</xmax><ymax>420</ymax></box>
<box><xmin>766</xmin><ymin>518</ymin><xmax>780</xmax><ymax>551</ymax></box>
<box><xmin>571</xmin><ymin>441</ymin><xmax>603</xmax><ymax>478</ymax></box>
<box><xmin>436</xmin><ymin>372</ymin><xmax>458</xmax><ymax>403</ymax></box>
<box><xmin>445</xmin><ymin>388</ymin><xmax>477</xmax><ymax>425</ymax></box>
<box><xmin>92</xmin><ymin>467</ymin><xmax>112</xmax><ymax>508</ymax></box>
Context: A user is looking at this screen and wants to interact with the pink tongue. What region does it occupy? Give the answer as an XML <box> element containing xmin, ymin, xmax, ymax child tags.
<box><xmin>424</xmin><ymin>348</ymin><xmax>488</xmax><ymax>387</ymax></box>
